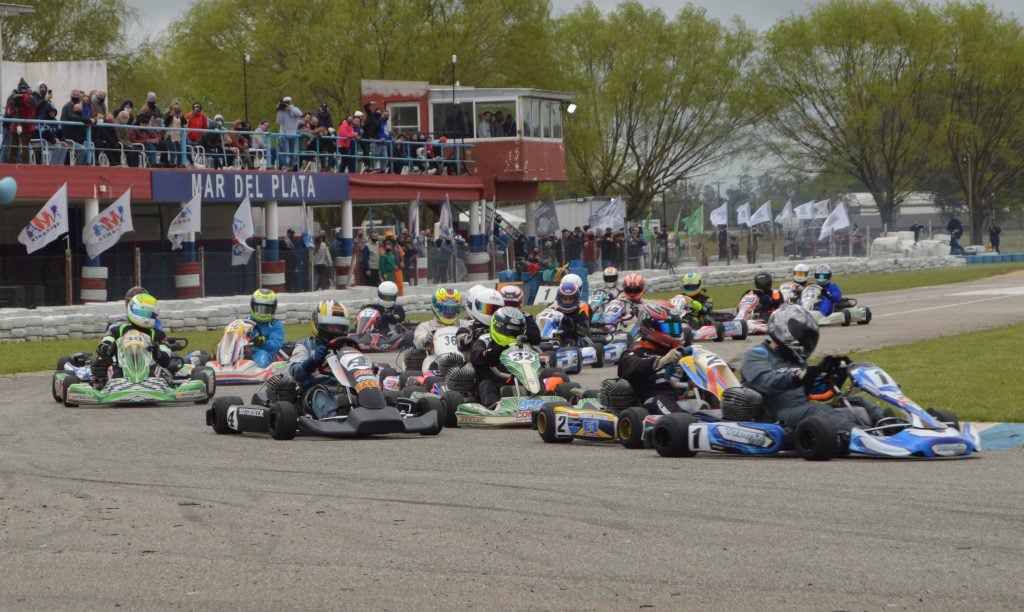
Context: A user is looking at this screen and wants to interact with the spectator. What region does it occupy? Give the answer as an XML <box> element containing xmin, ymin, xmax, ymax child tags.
<box><xmin>32</xmin><ymin>82</ymin><xmax>52</xmax><ymax>121</ymax></box>
<box><xmin>114</xmin><ymin>110</ymin><xmax>134</xmax><ymax>166</ymax></box>
<box><xmin>583</xmin><ymin>230</ymin><xmax>597</xmax><ymax>273</ymax></box>
<box><xmin>5</xmin><ymin>78</ymin><xmax>36</xmax><ymax>163</ymax></box>
<box><xmin>402</xmin><ymin>234</ymin><xmax>418</xmax><ymax>286</ymax></box>
<box><xmin>946</xmin><ymin>216</ymin><xmax>963</xmax><ymax>238</ymax></box>
<box><xmin>138</xmin><ymin>92</ymin><xmax>160</xmax><ymax>125</ymax></box>
<box><xmin>291</xmin><ymin>228</ymin><xmax>309</xmax><ymax>292</ymax></box>
<box><xmin>502</xmin><ymin>113</ymin><xmax>516</xmax><ymax>136</ymax></box>
<box><xmin>379</xmin><ymin>237</ymin><xmax>397</xmax><ymax>283</ymax></box>
<box><xmin>989</xmin><ymin>220</ymin><xmax>1001</xmax><ymax>254</ymax></box>
<box><xmin>657</xmin><ymin>228</ymin><xmax>669</xmax><ymax>266</ymax></box>
<box><xmin>909</xmin><ymin>221</ymin><xmax>924</xmax><ymax>242</ymax></box>
<box><xmin>627</xmin><ymin>226</ymin><xmax>645</xmax><ymax>270</ymax></box>
<box><xmin>494</xmin><ymin>111</ymin><xmax>506</xmax><ymax>135</ymax></box>
<box><xmin>185</xmin><ymin>102</ymin><xmax>208</xmax><ymax>161</ymax></box>
<box><xmin>316</xmin><ymin>103</ymin><xmax>333</xmax><ymax>133</ymax></box>
<box><xmin>60</xmin><ymin>89</ymin><xmax>95</xmax><ymax>165</ymax></box>
<box><xmin>362</xmin><ymin>230</ymin><xmax>381</xmax><ymax>286</ymax></box>
<box><xmin>360</xmin><ymin>103</ymin><xmax>379</xmax><ymax>171</ymax></box>
<box><xmin>555</xmin><ymin>228</ymin><xmax>572</xmax><ymax>265</ymax></box>
<box><xmin>314</xmin><ymin>236</ymin><xmax>332</xmax><ymax>289</ymax></box>
<box><xmin>478</xmin><ymin>110</ymin><xmax>493</xmax><ymax>137</ymax></box>
<box><xmin>224</xmin><ymin>119</ymin><xmax>251</xmax><ymax>168</ymax></box>
<box><xmin>599</xmin><ymin>228</ymin><xmax>615</xmax><ymax>268</ymax></box>
<box><xmin>93</xmin><ymin>114</ymin><xmax>120</xmax><ymax>166</ymax></box>
<box><xmin>38</xmin><ymin>105</ymin><xmax>69</xmax><ymax>165</ymax></box>
<box><xmin>717</xmin><ymin>225</ymin><xmax>728</xmax><ymax>261</ymax></box>
<box><xmin>129</xmin><ymin>116</ymin><xmax>161</xmax><ymax>167</ymax></box>
<box><xmin>252</xmin><ymin>120</ymin><xmax>269</xmax><ymax>151</ymax></box>
<box><xmin>91</xmin><ymin>90</ymin><xmax>108</xmax><ymax>117</ymax></box>
<box><xmin>319</xmin><ymin>125</ymin><xmax>337</xmax><ymax>171</ymax></box>
<box><xmin>275</xmin><ymin>96</ymin><xmax>302</xmax><ymax>170</ymax></box>
<box><xmin>336</xmin><ymin>115</ymin><xmax>357</xmax><ymax>173</ymax></box>
<box><xmin>852</xmin><ymin>224</ymin><xmax>866</xmax><ymax>256</ymax></box>
<box><xmin>201</xmin><ymin>114</ymin><xmax>227</xmax><ymax>168</ymax></box>
<box><xmin>163</xmin><ymin>99</ymin><xmax>185</xmax><ymax>167</ymax></box>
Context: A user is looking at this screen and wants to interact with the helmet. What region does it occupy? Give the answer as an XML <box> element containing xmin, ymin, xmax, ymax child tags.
<box><xmin>635</xmin><ymin>299</ymin><xmax>686</xmax><ymax>349</ymax></box>
<box><xmin>768</xmin><ymin>304</ymin><xmax>819</xmax><ymax>364</ymax></box>
<box><xmin>377</xmin><ymin>281</ymin><xmax>399</xmax><ymax>306</ymax></box>
<box><xmin>124</xmin><ymin>285</ymin><xmax>149</xmax><ymax>305</ymax></box>
<box><xmin>681</xmin><ymin>272</ymin><xmax>703</xmax><ymax>297</ymax></box>
<box><xmin>814</xmin><ymin>264</ymin><xmax>832</xmax><ymax>286</ymax></box>
<box><xmin>792</xmin><ymin>264</ymin><xmax>810</xmax><ymax>286</ymax></box>
<box><xmin>562</xmin><ymin>273</ymin><xmax>583</xmax><ymax>290</ymax></box>
<box><xmin>754</xmin><ymin>272</ymin><xmax>773</xmax><ymax>292</ymax></box>
<box><xmin>489</xmin><ymin>306</ymin><xmax>527</xmax><ymax>347</ymax></box>
<box><xmin>311</xmin><ymin>299</ymin><xmax>350</xmax><ymax>342</ymax></box>
<box><xmin>603</xmin><ymin>266</ymin><xmax>619</xmax><ymax>288</ymax></box>
<box><xmin>499</xmin><ymin>285</ymin><xmax>524</xmax><ymax>309</ymax></box>
<box><xmin>127</xmin><ymin>294</ymin><xmax>159</xmax><ymax>329</ymax></box>
<box><xmin>469</xmin><ymin>289</ymin><xmax>504</xmax><ymax>327</ymax></box>
<box><xmin>622</xmin><ymin>273</ymin><xmax>645</xmax><ymax>303</ymax></box>
<box><xmin>431</xmin><ymin>286</ymin><xmax>463</xmax><ymax>325</ymax></box>
<box><xmin>555</xmin><ymin>280</ymin><xmax>581</xmax><ymax>314</ymax></box>
<box><xmin>250</xmin><ymin>288</ymin><xmax>277</xmax><ymax>323</ymax></box>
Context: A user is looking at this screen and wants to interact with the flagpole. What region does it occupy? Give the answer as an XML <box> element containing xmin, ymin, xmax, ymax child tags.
<box><xmin>65</xmin><ymin>235</ymin><xmax>72</xmax><ymax>306</ymax></box>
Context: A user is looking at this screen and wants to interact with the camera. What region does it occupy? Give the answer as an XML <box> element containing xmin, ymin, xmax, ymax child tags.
<box><xmin>277</xmin><ymin>100</ymin><xmax>289</xmax><ymax>111</ymax></box>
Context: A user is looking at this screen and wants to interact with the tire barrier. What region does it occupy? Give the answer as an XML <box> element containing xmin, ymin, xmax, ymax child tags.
<box><xmin>261</xmin><ymin>259</ymin><xmax>286</xmax><ymax>293</ymax></box>
<box><xmin>80</xmin><ymin>266</ymin><xmax>108</xmax><ymax>303</ymax></box>
<box><xmin>174</xmin><ymin>261</ymin><xmax>203</xmax><ymax>299</ymax></box>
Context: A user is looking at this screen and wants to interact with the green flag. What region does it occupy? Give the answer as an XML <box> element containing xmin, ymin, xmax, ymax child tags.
<box><xmin>673</xmin><ymin>209</ymin><xmax>683</xmax><ymax>251</ymax></box>
<box><xmin>684</xmin><ymin>206</ymin><xmax>704</xmax><ymax>237</ymax></box>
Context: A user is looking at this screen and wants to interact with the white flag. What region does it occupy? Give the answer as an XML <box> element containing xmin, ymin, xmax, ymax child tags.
<box><xmin>795</xmin><ymin>200</ymin><xmax>815</xmax><ymax>220</ymax></box>
<box><xmin>736</xmin><ymin>202</ymin><xmax>751</xmax><ymax>226</ymax></box>
<box><xmin>439</xmin><ymin>195</ymin><xmax>453</xmax><ymax>240</ymax></box>
<box><xmin>709</xmin><ymin>202</ymin><xmax>729</xmax><ymax>227</ymax></box>
<box><xmin>814</xmin><ymin>199</ymin><xmax>831</xmax><ymax>219</ymax></box>
<box><xmin>18</xmin><ymin>182</ymin><xmax>69</xmax><ymax>254</ymax></box>
<box><xmin>167</xmin><ymin>193</ymin><xmax>202</xmax><ymax>251</ymax></box>
<box><xmin>587</xmin><ymin>197</ymin><xmax>625</xmax><ymax>232</ymax></box>
<box><xmin>775</xmin><ymin>200</ymin><xmax>793</xmax><ymax>224</ymax></box>
<box><xmin>83</xmin><ymin>188</ymin><xmax>134</xmax><ymax>260</ymax></box>
<box><xmin>749</xmin><ymin>201</ymin><xmax>773</xmax><ymax>226</ymax></box>
<box><xmin>231</xmin><ymin>196</ymin><xmax>256</xmax><ymax>266</ymax></box>
<box><xmin>818</xmin><ymin>201</ymin><xmax>851</xmax><ymax>241</ymax></box>
<box><xmin>409</xmin><ymin>196</ymin><xmax>421</xmax><ymax>241</ymax></box>
<box><xmin>300</xmin><ymin>201</ymin><xmax>315</xmax><ymax>248</ymax></box>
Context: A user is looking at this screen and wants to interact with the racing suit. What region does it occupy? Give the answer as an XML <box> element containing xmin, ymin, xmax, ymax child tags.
<box><xmin>246</xmin><ymin>317</ymin><xmax>285</xmax><ymax>368</ymax></box>
<box><xmin>815</xmin><ymin>282</ymin><xmax>843</xmax><ymax>316</ymax></box>
<box><xmin>357</xmin><ymin>303</ymin><xmax>407</xmax><ymax>334</ymax></box>
<box><xmin>288</xmin><ymin>336</ymin><xmax>340</xmax><ymax>419</ymax></box>
<box><xmin>683</xmin><ymin>290</ymin><xmax>715</xmax><ymax>327</ymax></box>
<box><xmin>739</xmin><ymin>340</ymin><xmax>883</xmax><ymax>432</ymax></box>
<box><xmin>556</xmin><ymin>306</ymin><xmax>591</xmax><ymax>347</ymax></box>
<box><xmin>413</xmin><ymin>318</ymin><xmax>474</xmax><ymax>350</ymax></box>
<box><xmin>94</xmin><ymin>322</ymin><xmax>173</xmax><ymax>382</ymax></box>
<box><xmin>617</xmin><ymin>343</ymin><xmax>689</xmax><ymax>415</ymax></box>
<box><xmin>747</xmin><ymin>288</ymin><xmax>783</xmax><ymax>320</ymax></box>
<box><xmin>469</xmin><ymin>336</ymin><xmax>511</xmax><ymax>407</ymax></box>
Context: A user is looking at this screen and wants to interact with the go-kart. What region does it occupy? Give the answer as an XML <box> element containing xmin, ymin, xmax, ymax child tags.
<box><xmin>536</xmin><ymin>307</ymin><xmax>616</xmax><ymax>371</ymax></box>
<box><xmin>670</xmin><ymin>295</ymin><xmax>747</xmax><ymax>342</ymax></box>
<box><xmin>52</xmin><ymin>332</ymin><xmax>198</xmax><ymax>394</ymax></box>
<box><xmin>349</xmin><ymin>305</ymin><xmax>415</xmax><ymax>352</ymax></box>
<box><xmin>195</xmin><ymin>318</ymin><xmax>290</xmax><ymax>384</ymax></box>
<box><xmin>536</xmin><ymin>344</ymin><xmax>734</xmax><ymax>447</ymax></box>
<box><xmin>798</xmin><ymin>284</ymin><xmax>872</xmax><ymax>326</ymax></box>
<box><xmin>442</xmin><ymin>336</ymin><xmax>573</xmax><ymax>427</ymax></box>
<box><xmin>56</xmin><ymin>329</ymin><xmax>215</xmax><ymax>407</ymax></box>
<box><xmin>731</xmin><ymin>292</ymin><xmax>772</xmax><ymax>335</ymax></box>
<box><xmin>206</xmin><ymin>337</ymin><xmax>442</xmax><ymax>439</ymax></box>
<box><xmin>588</xmin><ymin>298</ymin><xmax>634</xmax><ymax>363</ymax></box>
<box><xmin>649</xmin><ymin>358</ymin><xmax>979</xmax><ymax>460</ymax></box>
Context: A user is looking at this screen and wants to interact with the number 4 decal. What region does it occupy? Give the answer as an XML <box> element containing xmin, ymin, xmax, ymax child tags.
<box><xmin>227</xmin><ymin>406</ymin><xmax>239</xmax><ymax>431</ymax></box>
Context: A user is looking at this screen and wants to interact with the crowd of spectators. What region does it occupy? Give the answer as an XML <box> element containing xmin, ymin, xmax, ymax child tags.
<box><xmin>2</xmin><ymin>83</ymin><xmax>472</xmax><ymax>175</ymax></box>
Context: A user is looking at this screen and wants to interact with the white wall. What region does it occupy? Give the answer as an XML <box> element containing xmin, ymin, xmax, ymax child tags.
<box><xmin>1</xmin><ymin>60</ymin><xmax>108</xmax><ymax>100</ymax></box>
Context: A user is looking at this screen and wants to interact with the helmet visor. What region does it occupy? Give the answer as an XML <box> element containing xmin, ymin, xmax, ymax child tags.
<box><xmin>435</xmin><ymin>300</ymin><xmax>461</xmax><ymax>323</ymax></box>
<box><xmin>379</xmin><ymin>292</ymin><xmax>397</xmax><ymax>304</ymax></box>
<box><xmin>682</xmin><ymin>283</ymin><xmax>701</xmax><ymax>295</ymax></box>
<box><xmin>476</xmin><ymin>300</ymin><xmax>501</xmax><ymax>317</ymax></box>
<box><xmin>815</xmin><ymin>273</ymin><xmax>829</xmax><ymax>283</ymax></box>
<box><xmin>252</xmin><ymin>303</ymin><xmax>275</xmax><ymax>318</ymax></box>
<box><xmin>793</xmin><ymin>270</ymin><xmax>808</xmax><ymax>282</ymax></box>
<box><xmin>651</xmin><ymin>320</ymin><xmax>683</xmax><ymax>337</ymax></box>
<box><xmin>319</xmin><ymin>322</ymin><xmax>349</xmax><ymax>337</ymax></box>
<box><xmin>624</xmin><ymin>285</ymin><xmax>644</xmax><ymax>296</ymax></box>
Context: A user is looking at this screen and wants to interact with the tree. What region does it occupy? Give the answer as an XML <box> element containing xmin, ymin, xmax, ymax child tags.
<box><xmin>755</xmin><ymin>0</ymin><xmax>945</xmax><ymax>227</ymax></box>
<box><xmin>940</xmin><ymin>2</ymin><xmax>1024</xmax><ymax>245</ymax></box>
<box><xmin>553</xmin><ymin>1</ymin><xmax>757</xmax><ymax>219</ymax></box>
<box><xmin>0</xmin><ymin>0</ymin><xmax>137</xmax><ymax>63</ymax></box>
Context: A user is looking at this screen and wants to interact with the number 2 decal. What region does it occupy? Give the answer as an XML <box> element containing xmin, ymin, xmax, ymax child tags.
<box><xmin>555</xmin><ymin>413</ymin><xmax>569</xmax><ymax>435</ymax></box>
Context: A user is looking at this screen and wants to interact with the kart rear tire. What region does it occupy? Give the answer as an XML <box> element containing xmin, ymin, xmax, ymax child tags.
<box><xmin>268</xmin><ymin>401</ymin><xmax>298</xmax><ymax>440</ymax></box>
<box><xmin>539</xmin><ymin>367</ymin><xmax>567</xmax><ymax>381</ymax></box>
<box><xmin>652</xmin><ymin>413</ymin><xmax>695</xmax><ymax>457</ymax></box>
<box><xmin>617</xmin><ymin>406</ymin><xmax>648</xmax><ymax>449</ymax></box>
<box><xmin>857</xmin><ymin>307</ymin><xmax>872</xmax><ymax>325</ymax></box>
<box><xmin>414</xmin><ymin>396</ymin><xmax>444</xmax><ymax>436</ymax></box>
<box><xmin>926</xmin><ymin>408</ymin><xmax>959</xmax><ymax>431</ymax></box>
<box><xmin>732</xmin><ymin>319</ymin><xmax>748</xmax><ymax>341</ymax></box>
<box><xmin>713</xmin><ymin>322</ymin><xmax>726</xmax><ymax>343</ymax></box>
<box><xmin>440</xmin><ymin>391</ymin><xmax>464</xmax><ymax>428</ymax></box>
<box><xmin>542</xmin><ymin>351</ymin><xmax>558</xmax><ymax>369</ymax></box>
<box><xmin>555</xmin><ymin>382</ymin><xmax>581</xmax><ymax>401</ymax></box>
<box><xmin>536</xmin><ymin>403</ymin><xmax>572</xmax><ymax>444</ymax></box>
<box><xmin>500</xmin><ymin>385</ymin><xmax>518</xmax><ymax>398</ymax></box>
<box><xmin>191</xmin><ymin>366</ymin><xmax>216</xmax><ymax>404</ymax></box>
<box><xmin>377</xmin><ymin>367</ymin><xmax>400</xmax><ymax>384</ymax></box>
<box><xmin>399</xmin><ymin>370</ymin><xmax>423</xmax><ymax>388</ymax></box>
<box><xmin>840</xmin><ymin>309</ymin><xmax>853</xmax><ymax>327</ymax></box>
<box><xmin>398</xmin><ymin>347</ymin><xmax>426</xmax><ymax>372</ymax></box>
<box><xmin>211</xmin><ymin>396</ymin><xmax>243</xmax><ymax>435</ymax></box>
<box><xmin>61</xmin><ymin>373</ymin><xmax>81</xmax><ymax>407</ymax></box>
<box><xmin>400</xmin><ymin>385</ymin><xmax>428</xmax><ymax>399</ymax></box>
<box><xmin>591</xmin><ymin>342</ymin><xmax>605</xmax><ymax>368</ymax></box>
<box><xmin>56</xmin><ymin>356</ymin><xmax>71</xmax><ymax>371</ymax></box>
<box><xmin>599</xmin><ymin>378</ymin><xmax>636</xmax><ymax>410</ymax></box>
<box><xmin>795</xmin><ymin>415</ymin><xmax>839</xmax><ymax>461</ymax></box>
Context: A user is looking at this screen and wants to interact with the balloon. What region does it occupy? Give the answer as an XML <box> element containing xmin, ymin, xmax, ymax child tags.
<box><xmin>0</xmin><ymin>177</ymin><xmax>17</xmax><ymax>205</ymax></box>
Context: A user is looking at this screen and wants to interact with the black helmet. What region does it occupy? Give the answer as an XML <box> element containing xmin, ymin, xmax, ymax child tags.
<box><xmin>490</xmin><ymin>306</ymin><xmax>527</xmax><ymax>347</ymax></box>
<box><xmin>754</xmin><ymin>272</ymin><xmax>773</xmax><ymax>292</ymax></box>
<box><xmin>768</xmin><ymin>305</ymin><xmax>819</xmax><ymax>364</ymax></box>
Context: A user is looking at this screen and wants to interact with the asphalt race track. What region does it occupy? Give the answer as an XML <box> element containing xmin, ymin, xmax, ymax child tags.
<box><xmin>2</xmin><ymin>274</ymin><xmax>1023</xmax><ymax>609</ymax></box>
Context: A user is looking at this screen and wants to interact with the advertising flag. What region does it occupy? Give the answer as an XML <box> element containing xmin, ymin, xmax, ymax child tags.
<box><xmin>709</xmin><ymin>202</ymin><xmax>728</xmax><ymax>227</ymax></box>
<box><xmin>795</xmin><ymin>200</ymin><xmax>816</xmax><ymax>220</ymax></box>
<box><xmin>736</xmin><ymin>202</ymin><xmax>751</xmax><ymax>227</ymax></box>
<box><xmin>775</xmin><ymin>199</ymin><xmax>793</xmax><ymax>223</ymax></box>
<box><xmin>83</xmin><ymin>188</ymin><xmax>134</xmax><ymax>260</ymax></box>
<box><xmin>231</xmin><ymin>196</ymin><xmax>256</xmax><ymax>266</ymax></box>
<box><xmin>300</xmin><ymin>201</ymin><xmax>314</xmax><ymax>248</ymax></box>
<box><xmin>749</xmin><ymin>201</ymin><xmax>773</xmax><ymax>226</ymax></box>
<box><xmin>813</xmin><ymin>199</ymin><xmax>831</xmax><ymax>219</ymax></box>
<box><xmin>535</xmin><ymin>196</ymin><xmax>560</xmax><ymax>237</ymax></box>
<box><xmin>439</xmin><ymin>195</ymin><xmax>453</xmax><ymax>240</ymax></box>
<box><xmin>818</xmin><ymin>201</ymin><xmax>851</xmax><ymax>241</ymax></box>
<box><xmin>18</xmin><ymin>182</ymin><xmax>69</xmax><ymax>254</ymax></box>
<box><xmin>409</xmin><ymin>195</ymin><xmax>421</xmax><ymax>241</ymax></box>
<box><xmin>683</xmin><ymin>206</ymin><xmax>704</xmax><ymax>236</ymax></box>
<box><xmin>167</xmin><ymin>192</ymin><xmax>202</xmax><ymax>251</ymax></box>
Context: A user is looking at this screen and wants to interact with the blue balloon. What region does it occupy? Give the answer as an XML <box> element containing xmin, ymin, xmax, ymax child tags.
<box><xmin>0</xmin><ymin>177</ymin><xmax>17</xmax><ymax>205</ymax></box>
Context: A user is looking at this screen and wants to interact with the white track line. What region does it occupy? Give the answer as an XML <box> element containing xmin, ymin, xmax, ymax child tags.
<box><xmin>873</xmin><ymin>294</ymin><xmax>1013</xmax><ymax>318</ymax></box>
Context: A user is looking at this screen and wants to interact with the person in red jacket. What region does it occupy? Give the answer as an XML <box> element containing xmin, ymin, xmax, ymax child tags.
<box><xmin>5</xmin><ymin>78</ymin><xmax>37</xmax><ymax>163</ymax></box>
<box><xmin>184</xmin><ymin>102</ymin><xmax>208</xmax><ymax>158</ymax></box>
<box><xmin>336</xmin><ymin>115</ymin><xmax>358</xmax><ymax>173</ymax></box>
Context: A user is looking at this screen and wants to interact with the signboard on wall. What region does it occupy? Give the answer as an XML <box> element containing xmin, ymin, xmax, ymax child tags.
<box><xmin>151</xmin><ymin>171</ymin><xmax>348</xmax><ymax>203</ymax></box>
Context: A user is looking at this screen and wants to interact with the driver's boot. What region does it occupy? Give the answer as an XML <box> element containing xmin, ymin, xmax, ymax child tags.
<box><xmin>90</xmin><ymin>361</ymin><xmax>109</xmax><ymax>389</ymax></box>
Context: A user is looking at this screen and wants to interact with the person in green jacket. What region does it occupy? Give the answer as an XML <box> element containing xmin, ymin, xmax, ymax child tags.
<box><xmin>379</xmin><ymin>240</ymin><xmax>397</xmax><ymax>281</ymax></box>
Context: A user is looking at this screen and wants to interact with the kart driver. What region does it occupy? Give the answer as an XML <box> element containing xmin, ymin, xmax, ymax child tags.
<box><xmin>620</xmin><ymin>273</ymin><xmax>646</xmax><ymax>323</ymax></box>
<box><xmin>246</xmin><ymin>288</ymin><xmax>285</xmax><ymax>367</ymax></box>
<box><xmin>93</xmin><ymin>293</ymin><xmax>173</xmax><ymax>383</ymax></box>
<box><xmin>746</xmin><ymin>272</ymin><xmax>784</xmax><ymax>320</ymax></box>
<box><xmin>108</xmin><ymin>285</ymin><xmax>164</xmax><ymax>331</ymax></box>
<box><xmin>782</xmin><ymin>264</ymin><xmax>810</xmax><ymax>303</ymax></box>
<box><xmin>740</xmin><ymin>305</ymin><xmax>884</xmax><ymax>434</ymax></box>
<box><xmin>357</xmin><ymin>280</ymin><xmax>406</xmax><ymax>334</ymax></box>
<box><xmin>469</xmin><ymin>306</ymin><xmax>528</xmax><ymax>407</ymax></box>
<box><xmin>617</xmin><ymin>300</ymin><xmax>692</xmax><ymax>415</ymax></box>
<box><xmin>413</xmin><ymin>286</ymin><xmax>471</xmax><ymax>350</ymax></box>
<box><xmin>552</xmin><ymin>279</ymin><xmax>591</xmax><ymax>346</ymax></box>
<box><xmin>465</xmin><ymin>287</ymin><xmax>505</xmax><ymax>341</ymax></box>
<box><xmin>680</xmin><ymin>272</ymin><xmax>714</xmax><ymax>326</ymax></box>
<box><xmin>289</xmin><ymin>299</ymin><xmax>351</xmax><ymax>419</ymax></box>
<box><xmin>602</xmin><ymin>266</ymin><xmax>621</xmax><ymax>299</ymax></box>
<box><xmin>499</xmin><ymin>284</ymin><xmax>542</xmax><ymax>345</ymax></box>
<box><xmin>813</xmin><ymin>264</ymin><xmax>843</xmax><ymax>316</ymax></box>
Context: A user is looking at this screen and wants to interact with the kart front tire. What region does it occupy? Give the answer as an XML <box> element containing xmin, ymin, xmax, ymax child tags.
<box><xmin>713</xmin><ymin>322</ymin><xmax>726</xmax><ymax>342</ymax></box>
<box><xmin>211</xmin><ymin>396</ymin><xmax>243</xmax><ymax>435</ymax></box>
<box><xmin>61</xmin><ymin>373</ymin><xmax>81</xmax><ymax>407</ymax></box>
<box><xmin>440</xmin><ymin>391</ymin><xmax>464</xmax><ymax>428</ymax></box>
<box><xmin>414</xmin><ymin>396</ymin><xmax>444</xmax><ymax>436</ymax></box>
<box><xmin>591</xmin><ymin>342</ymin><xmax>605</xmax><ymax>368</ymax></box>
<box><xmin>268</xmin><ymin>401</ymin><xmax>298</xmax><ymax>440</ymax></box>
<box><xmin>652</xmin><ymin>413</ymin><xmax>695</xmax><ymax>457</ymax></box>
<box><xmin>795</xmin><ymin>416</ymin><xmax>839</xmax><ymax>461</ymax></box>
<box><xmin>617</xmin><ymin>406</ymin><xmax>648</xmax><ymax>449</ymax></box>
<box><xmin>840</xmin><ymin>309</ymin><xmax>853</xmax><ymax>327</ymax></box>
<box><xmin>191</xmin><ymin>365</ymin><xmax>216</xmax><ymax>404</ymax></box>
<box><xmin>555</xmin><ymin>381</ymin><xmax>581</xmax><ymax>401</ymax></box>
<box><xmin>732</xmin><ymin>319</ymin><xmax>748</xmax><ymax>341</ymax></box>
<box><xmin>857</xmin><ymin>307</ymin><xmax>872</xmax><ymax>325</ymax></box>
<box><xmin>926</xmin><ymin>408</ymin><xmax>960</xmax><ymax>432</ymax></box>
<box><xmin>536</xmin><ymin>403</ymin><xmax>571</xmax><ymax>444</ymax></box>
<box><xmin>56</xmin><ymin>356</ymin><xmax>71</xmax><ymax>371</ymax></box>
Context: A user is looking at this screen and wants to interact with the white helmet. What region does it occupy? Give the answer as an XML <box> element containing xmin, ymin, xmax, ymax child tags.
<box><xmin>377</xmin><ymin>281</ymin><xmax>399</xmax><ymax>306</ymax></box>
<box><xmin>562</xmin><ymin>273</ymin><xmax>583</xmax><ymax>289</ymax></box>
<box><xmin>792</xmin><ymin>263</ymin><xmax>810</xmax><ymax>286</ymax></box>
<box><xmin>469</xmin><ymin>288</ymin><xmax>504</xmax><ymax>327</ymax></box>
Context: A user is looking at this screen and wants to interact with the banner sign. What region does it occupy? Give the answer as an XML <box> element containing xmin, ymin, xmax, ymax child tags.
<box><xmin>151</xmin><ymin>171</ymin><xmax>348</xmax><ymax>203</ymax></box>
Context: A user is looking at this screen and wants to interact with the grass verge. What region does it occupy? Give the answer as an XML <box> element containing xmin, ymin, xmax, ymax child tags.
<box><xmin>849</xmin><ymin>322</ymin><xmax>1024</xmax><ymax>423</ymax></box>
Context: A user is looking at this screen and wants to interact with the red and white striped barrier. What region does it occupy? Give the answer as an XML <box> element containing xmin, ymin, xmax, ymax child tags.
<box><xmin>334</xmin><ymin>256</ymin><xmax>352</xmax><ymax>289</ymax></box>
<box><xmin>261</xmin><ymin>260</ymin><xmax>286</xmax><ymax>292</ymax></box>
<box><xmin>466</xmin><ymin>252</ymin><xmax>490</xmax><ymax>281</ymax></box>
<box><xmin>417</xmin><ymin>256</ymin><xmax>428</xmax><ymax>282</ymax></box>
<box><xmin>174</xmin><ymin>261</ymin><xmax>202</xmax><ymax>299</ymax></box>
<box><xmin>80</xmin><ymin>266</ymin><xmax>108</xmax><ymax>303</ymax></box>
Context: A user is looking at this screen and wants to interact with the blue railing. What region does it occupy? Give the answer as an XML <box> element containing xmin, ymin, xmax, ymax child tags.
<box><xmin>0</xmin><ymin>117</ymin><xmax>474</xmax><ymax>175</ymax></box>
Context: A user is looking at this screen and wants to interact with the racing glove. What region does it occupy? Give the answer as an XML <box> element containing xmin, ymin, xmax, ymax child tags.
<box><xmin>152</xmin><ymin>346</ymin><xmax>172</xmax><ymax>368</ymax></box>
<box><xmin>97</xmin><ymin>341</ymin><xmax>115</xmax><ymax>359</ymax></box>
<box><xmin>654</xmin><ymin>347</ymin><xmax>685</xmax><ymax>370</ymax></box>
<box><xmin>253</xmin><ymin>334</ymin><xmax>267</xmax><ymax>346</ymax></box>
<box><xmin>302</xmin><ymin>344</ymin><xmax>330</xmax><ymax>373</ymax></box>
<box><xmin>456</xmin><ymin>332</ymin><xmax>473</xmax><ymax>350</ymax></box>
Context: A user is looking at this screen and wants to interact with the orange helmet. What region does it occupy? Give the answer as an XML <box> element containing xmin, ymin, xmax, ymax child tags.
<box><xmin>636</xmin><ymin>300</ymin><xmax>686</xmax><ymax>350</ymax></box>
<box><xmin>622</xmin><ymin>273</ymin><xmax>645</xmax><ymax>303</ymax></box>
